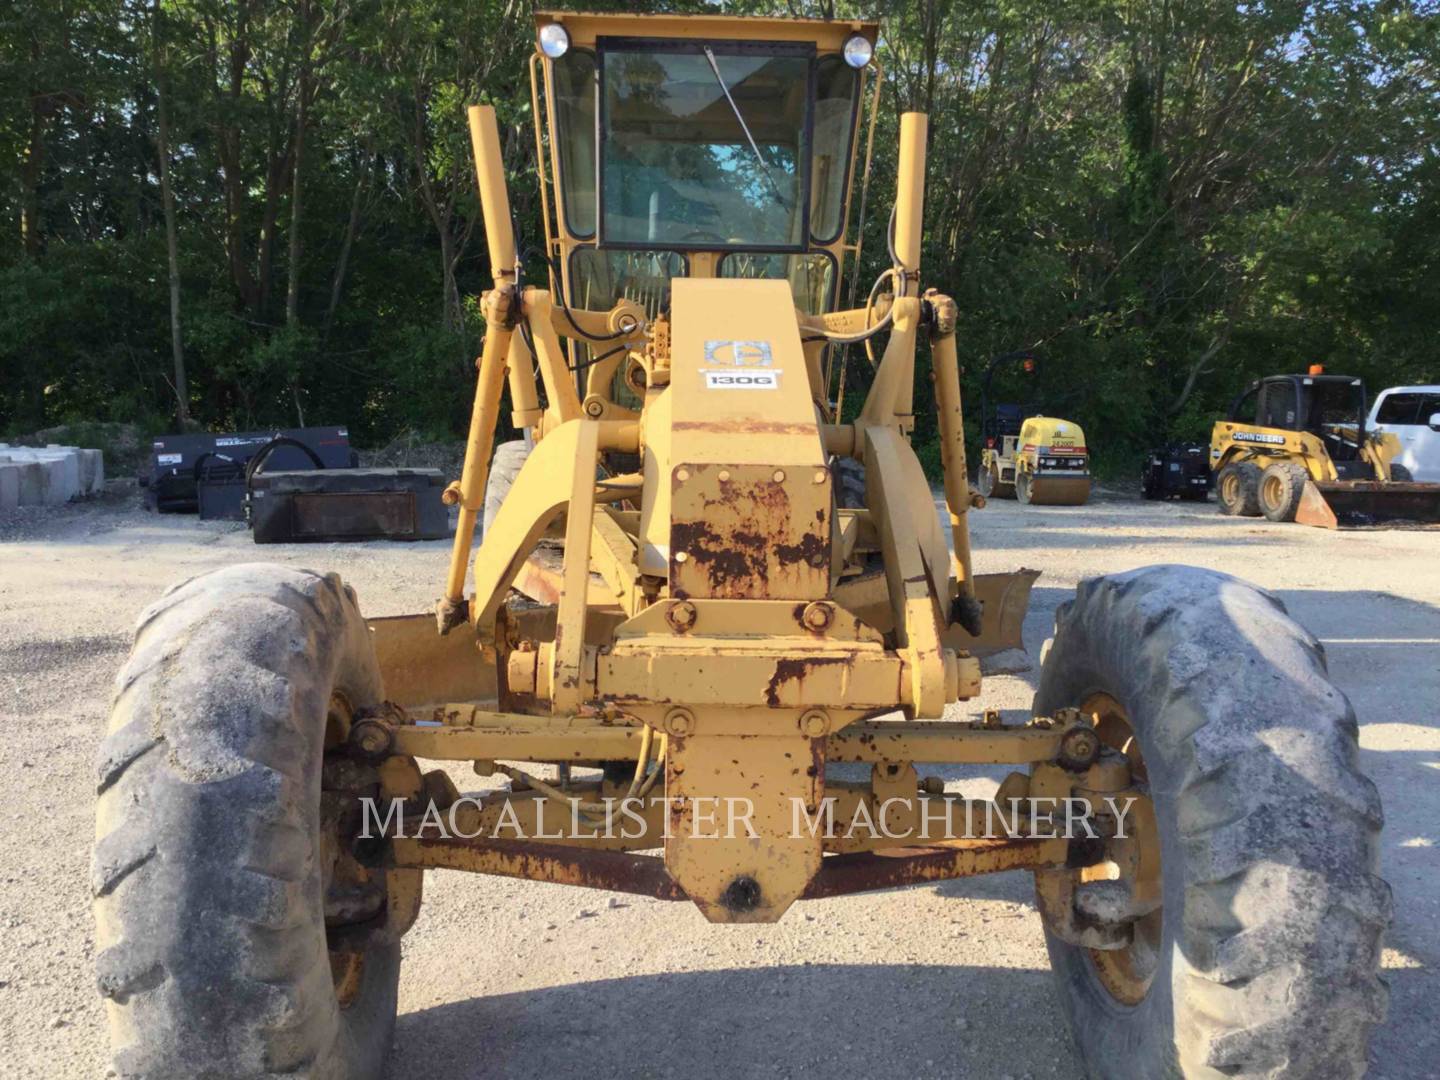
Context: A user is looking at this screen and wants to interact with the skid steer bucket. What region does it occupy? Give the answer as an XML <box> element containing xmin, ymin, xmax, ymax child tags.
<box><xmin>1299</xmin><ymin>479</ymin><xmax>1440</xmax><ymax>529</ymax></box>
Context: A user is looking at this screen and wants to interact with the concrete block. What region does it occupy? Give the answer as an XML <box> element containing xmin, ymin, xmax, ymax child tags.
<box><xmin>0</xmin><ymin>445</ymin><xmax>105</xmax><ymax>504</ymax></box>
<box><xmin>0</xmin><ymin>463</ymin><xmax>18</xmax><ymax>510</ymax></box>
<box><xmin>0</xmin><ymin>451</ymin><xmax>73</xmax><ymax>504</ymax></box>
<box><xmin>73</xmin><ymin>448</ymin><xmax>104</xmax><ymax>493</ymax></box>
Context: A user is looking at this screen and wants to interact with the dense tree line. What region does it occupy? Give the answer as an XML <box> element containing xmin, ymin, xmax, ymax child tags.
<box><xmin>2</xmin><ymin>1</ymin><xmax>1436</xmax><ymax>470</ymax></box>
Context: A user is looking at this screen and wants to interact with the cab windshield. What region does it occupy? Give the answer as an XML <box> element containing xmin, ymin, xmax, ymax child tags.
<box><xmin>598</xmin><ymin>41</ymin><xmax>813</xmax><ymax>250</ymax></box>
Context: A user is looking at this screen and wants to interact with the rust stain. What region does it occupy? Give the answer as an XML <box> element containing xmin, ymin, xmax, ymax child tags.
<box><xmin>800</xmin><ymin>839</ymin><xmax>1050</xmax><ymax>899</ymax></box>
<box><xmin>402</xmin><ymin>836</ymin><xmax>687</xmax><ymax>900</ymax></box>
<box><xmin>764</xmin><ymin>656</ymin><xmax>850</xmax><ymax>708</ymax></box>
<box><xmin>774</xmin><ymin>530</ymin><xmax>830</xmax><ymax>570</ymax></box>
<box><xmin>671</xmin><ymin>519</ymin><xmax>766</xmax><ymax>594</ymax></box>
<box><xmin>672</xmin><ymin>420</ymin><xmax>815</xmax><ymax>436</ymax></box>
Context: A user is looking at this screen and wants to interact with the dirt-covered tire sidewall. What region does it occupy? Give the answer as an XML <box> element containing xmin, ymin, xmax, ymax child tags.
<box><xmin>1216</xmin><ymin>460</ymin><xmax>1262</xmax><ymax>517</ymax></box>
<box><xmin>1033</xmin><ymin>566</ymin><xmax>1388</xmax><ymax>1080</ymax></box>
<box><xmin>93</xmin><ymin>564</ymin><xmax>398</xmax><ymax>1079</ymax></box>
<box><xmin>832</xmin><ymin>456</ymin><xmax>867</xmax><ymax>510</ymax></box>
<box><xmin>1034</xmin><ymin>627</ymin><xmax>1190</xmax><ymax>1076</ymax></box>
<box><xmin>1259</xmin><ymin>462</ymin><xmax>1308</xmax><ymax>522</ymax></box>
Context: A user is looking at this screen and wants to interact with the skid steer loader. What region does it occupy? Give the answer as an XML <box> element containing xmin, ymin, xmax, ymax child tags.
<box><xmin>1211</xmin><ymin>368</ymin><xmax>1440</xmax><ymax>526</ymax></box>
<box><xmin>94</xmin><ymin>13</ymin><xmax>1388</xmax><ymax>1079</ymax></box>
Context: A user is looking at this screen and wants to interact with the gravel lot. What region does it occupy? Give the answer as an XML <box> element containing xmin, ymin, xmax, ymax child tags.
<box><xmin>0</xmin><ymin>484</ymin><xmax>1435</xmax><ymax>1078</ymax></box>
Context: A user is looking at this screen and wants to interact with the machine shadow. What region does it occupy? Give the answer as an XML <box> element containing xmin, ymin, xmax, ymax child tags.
<box><xmin>392</xmin><ymin>962</ymin><xmax>1083</xmax><ymax>1080</ymax></box>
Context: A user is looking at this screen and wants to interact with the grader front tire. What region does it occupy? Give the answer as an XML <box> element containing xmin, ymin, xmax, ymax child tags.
<box><xmin>93</xmin><ymin>564</ymin><xmax>400</xmax><ymax>1079</ymax></box>
<box><xmin>1035</xmin><ymin>565</ymin><xmax>1389</xmax><ymax>1079</ymax></box>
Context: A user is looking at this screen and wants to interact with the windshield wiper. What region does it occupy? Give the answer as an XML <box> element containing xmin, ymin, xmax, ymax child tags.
<box><xmin>702</xmin><ymin>46</ymin><xmax>792</xmax><ymax>211</ymax></box>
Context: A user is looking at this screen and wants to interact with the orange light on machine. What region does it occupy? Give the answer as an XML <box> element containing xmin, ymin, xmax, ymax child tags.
<box><xmin>1309</xmin><ymin>363</ymin><xmax>1325</xmax><ymax>375</ymax></box>
<box><xmin>1023</xmin><ymin>358</ymin><xmax>1037</xmax><ymax>373</ymax></box>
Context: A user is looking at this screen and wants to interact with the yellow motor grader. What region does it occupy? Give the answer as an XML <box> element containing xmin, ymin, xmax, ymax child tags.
<box><xmin>94</xmin><ymin>12</ymin><xmax>1387</xmax><ymax>1080</ymax></box>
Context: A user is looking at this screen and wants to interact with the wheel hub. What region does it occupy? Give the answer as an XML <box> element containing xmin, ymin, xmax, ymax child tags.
<box><xmin>1080</xmin><ymin>693</ymin><xmax>1162</xmax><ymax>1007</ymax></box>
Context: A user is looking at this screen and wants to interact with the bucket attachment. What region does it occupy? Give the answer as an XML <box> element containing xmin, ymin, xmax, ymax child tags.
<box><xmin>1302</xmin><ymin>480</ymin><xmax>1440</xmax><ymax>529</ymax></box>
<box><xmin>1026</xmin><ymin>476</ymin><xmax>1091</xmax><ymax>506</ymax></box>
<box><xmin>1294</xmin><ymin>480</ymin><xmax>1339</xmax><ymax>529</ymax></box>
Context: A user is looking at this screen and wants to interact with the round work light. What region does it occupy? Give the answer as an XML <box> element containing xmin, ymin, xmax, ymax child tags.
<box><xmin>842</xmin><ymin>33</ymin><xmax>874</xmax><ymax>69</ymax></box>
<box><xmin>538</xmin><ymin>24</ymin><xmax>570</xmax><ymax>59</ymax></box>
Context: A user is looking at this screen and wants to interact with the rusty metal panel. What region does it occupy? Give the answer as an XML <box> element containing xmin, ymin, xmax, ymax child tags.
<box><xmin>669</xmin><ymin>463</ymin><xmax>830</xmax><ymax>600</ymax></box>
<box><xmin>639</xmin><ymin>279</ymin><xmax>831</xmax><ymax>585</ymax></box>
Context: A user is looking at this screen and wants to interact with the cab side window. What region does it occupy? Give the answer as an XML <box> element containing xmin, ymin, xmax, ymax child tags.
<box><xmin>1257</xmin><ymin>382</ymin><xmax>1297</xmax><ymax>429</ymax></box>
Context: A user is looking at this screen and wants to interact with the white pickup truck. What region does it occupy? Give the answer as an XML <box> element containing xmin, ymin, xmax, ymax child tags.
<box><xmin>1367</xmin><ymin>385</ymin><xmax>1440</xmax><ymax>483</ymax></box>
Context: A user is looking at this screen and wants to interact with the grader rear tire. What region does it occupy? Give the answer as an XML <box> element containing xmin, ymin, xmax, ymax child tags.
<box><xmin>93</xmin><ymin>564</ymin><xmax>399</xmax><ymax>1079</ymax></box>
<box><xmin>1035</xmin><ymin>566</ymin><xmax>1389</xmax><ymax>1079</ymax></box>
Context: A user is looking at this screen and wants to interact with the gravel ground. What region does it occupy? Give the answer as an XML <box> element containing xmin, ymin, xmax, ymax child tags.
<box><xmin>0</xmin><ymin>483</ymin><xmax>1435</xmax><ymax>1078</ymax></box>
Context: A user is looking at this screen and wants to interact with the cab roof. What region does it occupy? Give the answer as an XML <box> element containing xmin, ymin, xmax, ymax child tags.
<box><xmin>534</xmin><ymin>10</ymin><xmax>879</xmax><ymax>52</ymax></box>
<box><xmin>1258</xmin><ymin>373</ymin><xmax>1362</xmax><ymax>386</ymax></box>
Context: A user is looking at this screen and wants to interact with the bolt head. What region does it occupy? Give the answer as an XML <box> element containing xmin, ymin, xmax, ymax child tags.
<box><xmin>800</xmin><ymin>601</ymin><xmax>835</xmax><ymax>632</ymax></box>
<box><xmin>799</xmin><ymin>711</ymin><xmax>830</xmax><ymax>738</ymax></box>
<box><xmin>665</xmin><ymin>599</ymin><xmax>697</xmax><ymax>633</ymax></box>
<box><xmin>664</xmin><ymin>708</ymin><xmax>696</xmax><ymax>737</ymax></box>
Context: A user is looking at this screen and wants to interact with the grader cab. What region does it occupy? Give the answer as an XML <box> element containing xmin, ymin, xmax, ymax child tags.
<box><xmin>94</xmin><ymin>12</ymin><xmax>1389</xmax><ymax>1080</ymax></box>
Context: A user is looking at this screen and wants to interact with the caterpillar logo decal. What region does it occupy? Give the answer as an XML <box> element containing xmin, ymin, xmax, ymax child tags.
<box><xmin>704</xmin><ymin>340</ymin><xmax>774</xmax><ymax>367</ymax></box>
<box><xmin>701</xmin><ymin>339</ymin><xmax>780</xmax><ymax>389</ymax></box>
